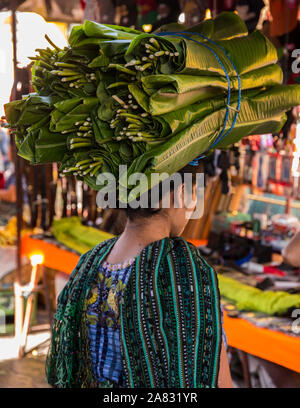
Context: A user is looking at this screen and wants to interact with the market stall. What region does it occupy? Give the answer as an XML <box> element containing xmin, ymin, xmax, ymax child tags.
<box><xmin>1</xmin><ymin>0</ymin><xmax>300</xmax><ymax>389</ymax></box>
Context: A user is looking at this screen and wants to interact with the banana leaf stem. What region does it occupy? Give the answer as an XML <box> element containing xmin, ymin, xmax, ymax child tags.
<box><xmin>55</xmin><ymin>62</ymin><xmax>77</xmax><ymax>68</ymax></box>
<box><xmin>30</xmin><ymin>59</ymin><xmax>52</xmax><ymax>70</ymax></box>
<box><xmin>52</xmin><ymin>70</ymin><xmax>83</xmax><ymax>76</ymax></box>
<box><xmin>79</xmin><ymin>126</ymin><xmax>92</xmax><ymax>131</ymax></box>
<box><xmin>89</xmin><ymin>161</ymin><xmax>102</xmax><ymax>169</ymax></box>
<box><xmin>125</xmin><ymin>59</ymin><xmax>141</xmax><ymax>67</ymax></box>
<box><xmin>108</xmin><ymin>64</ymin><xmax>136</xmax><ymax>76</ymax></box>
<box><xmin>112</xmin><ymin>95</ymin><xmax>126</xmax><ymax>105</ymax></box>
<box><xmin>139</xmin><ymin>63</ymin><xmax>152</xmax><ymax>72</ymax></box>
<box><xmin>107</xmin><ymin>82</ymin><xmax>129</xmax><ymax>89</ymax></box>
<box><xmin>118</xmin><ymin>112</ymin><xmax>144</xmax><ymax>121</ymax></box>
<box><xmin>63</xmin><ymin>167</ymin><xmax>78</xmax><ymax>172</ymax></box>
<box><xmin>77</xmin><ymin>159</ymin><xmax>92</xmax><ymax>166</ymax></box>
<box><xmin>126</xmin><ymin>117</ymin><xmax>143</xmax><ymax>125</ymax></box>
<box><xmin>127</xmin><ymin>124</ymin><xmax>142</xmax><ymax>129</ymax></box>
<box><xmin>145</xmin><ymin>43</ymin><xmax>158</xmax><ymax>53</ymax></box>
<box><xmin>70</xmin><ymin>137</ymin><xmax>92</xmax><ymax>143</ymax></box>
<box><xmin>149</xmin><ymin>38</ymin><xmax>160</xmax><ymax>49</ymax></box>
<box><xmin>78</xmin><ymin>164</ymin><xmax>91</xmax><ymax>170</ymax></box>
<box><xmin>90</xmin><ymin>163</ymin><xmax>102</xmax><ymax>176</ymax></box>
<box><xmin>62</xmin><ymin>75</ymin><xmax>84</xmax><ymax>82</ymax></box>
<box><xmin>45</xmin><ymin>34</ymin><xmax>61</xmax><ymax>51</ymax></box>
<box><xmin>70</xmin><ymin>142</ymin><xmax>92</xmax><ymax>149</ymax></box>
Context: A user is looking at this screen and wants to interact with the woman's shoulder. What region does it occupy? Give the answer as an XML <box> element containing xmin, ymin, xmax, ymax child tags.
<box><xmin>169</xmin><ymin>236</ymin><xmax>201</xmax><ymax>255</ymax></box>
<box><xmin>161</xmin><ymin>236</ymin><xmax>216</xmax><ymax>276</ymax></box>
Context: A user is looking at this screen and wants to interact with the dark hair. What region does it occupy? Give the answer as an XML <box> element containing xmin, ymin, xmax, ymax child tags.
<box><xmin>123</xmin><ymin>162</ymin><xmax>204</xmax><ymax>221</ymax></box>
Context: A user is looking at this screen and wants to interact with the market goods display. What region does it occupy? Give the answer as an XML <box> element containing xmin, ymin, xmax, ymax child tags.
<box><xmin>4</xmin><ymin>12</ymin><xmax>300</xmax><ymax>201</ymax></box>
<box><xmin>0</xmin><ymin>217</ymin><xmax>17</xmax><ymax>246</ymax></box>
<box><xmin>52</xmin><ymin>217</ymin><xmax>114</xmax><ymax>254</ymax></box>
<box><xmin>218</xmin><ymin>274</ymin><xmax>300</xmax><ymax>316</ymax></box>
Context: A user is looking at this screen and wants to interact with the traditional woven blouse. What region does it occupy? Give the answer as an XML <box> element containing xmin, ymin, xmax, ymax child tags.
<box><xmin>46</xmin><ymin>237</ymin><xmax>224</xmax><ymax>388</ymax></box>
<box><xmin>86</xmin><ymin>257</ymin><xmax>227</xmax><ymax>387</ymax></box>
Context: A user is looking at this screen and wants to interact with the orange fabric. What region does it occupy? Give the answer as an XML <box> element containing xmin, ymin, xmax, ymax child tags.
<box><xmin>269</xmin><ymin>0</ymin><xmax>298</xmax><ymax>37</ymax></box>
<box><xmin>187</xmin><ymin>239</ymin><xmax>208</xmax><ymax>247</ymax></box>
<box><xmin>21</xmin><ymin>235</ymin><xmax>79</xmax><ymax>275</ymax></box>
<box><xmin>223</xmin><ymin>310</ymin><xmax>300</xmax><ymax>373</ymax></box>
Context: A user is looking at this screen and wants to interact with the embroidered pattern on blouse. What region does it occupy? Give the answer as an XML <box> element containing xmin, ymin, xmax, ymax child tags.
<box><xmin>86</xmin><ymin>261</ymin><xmax>133</xmax><ymax>384</ymax></box>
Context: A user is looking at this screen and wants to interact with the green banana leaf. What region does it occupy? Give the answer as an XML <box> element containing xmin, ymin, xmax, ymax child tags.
<box><xmin>148</xmin><ymin>85</ymin><xmax>300</xmax><ymax>174</ymax></box>
<box><xmin>17</xmin><ymin>131</ymin><xmax>38</xmax><ymax>163</ymax></box>
<box><xmin>50</xmin><ymin>97</ymin><xmax>98</xmax><ymax>132</ymax></box>
<box><xmin>128</xmin><ymin>64</ymin><xmax>282</xmax><ymax>115</ymax></box>
<box><xmin>35</xmin><ymin>127</ymin><xmax>68</xmax><ymax>163</ymax></box>
<box><xmin>4</xmin><ymin>94</ymin><xmax>54</xmax><ymax>126</ymax></box>
<box><xmin>17</xmin><ymin>125</ymin><xmax>68</xmax><ymax>164</ymax></box>
<box><xmin>4</xmin><ymin>12</ymin><xmax>300</xmax><ymax>201</ymax></box>
<box><xmin>125</xmin><ymin>29</ymin><xmax>277</xmax><ymax>77</ymax></box>
<box><xmin>156</xmin><ymin>11</ymin><xmax>248</xmax><ymax>41</ymax></box>
<box><xmin>69</xmin><ymin>20</ymin><xmax>140</xmax><ymax>49</ymax></box>
<box><xmin>117</xmin><ymin>84</ymin><xmax>300</xmax><ymax>201</ymax></box>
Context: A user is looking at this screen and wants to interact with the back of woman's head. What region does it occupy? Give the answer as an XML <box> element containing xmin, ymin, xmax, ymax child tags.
<box><xmin>123</xmin><ymin>161</ymin><xmax>204</xmax><ymax>221</ymax></box>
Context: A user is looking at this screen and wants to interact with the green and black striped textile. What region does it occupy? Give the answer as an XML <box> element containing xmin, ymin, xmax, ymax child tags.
<box><xmin>46</xmin><ymin>237</ymin><xmax>222</xmax><ymax>388</ymax></box>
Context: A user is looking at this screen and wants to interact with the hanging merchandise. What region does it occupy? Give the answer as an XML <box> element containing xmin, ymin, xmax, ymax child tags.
<box><xmin>203</xmin><ymin>150</ymin><xmax>216</xmax><ymax>177</ymax></box>
<box><xmin>84</xmin><ymin>0</ymin><xmax>138</xmax><ymax>27</ymax></box>
<box><xmin>178</xmin><ymin>0</ymin><xmax>207</xmax><ymax>27</ymax></box>
<box><xmin>114</xmin><ymin>0</ymin><xmax>138</xmax><ymax>27</ymax></box>
<box><xmin>236</xmin><ymin>0</ymin><xmax>265</xmax><ymax>32</ymax></box>
<box><xmin>152</xmin><ymin>0</ymin><xmax>181</xmax><ymax>31</ymax></box>
<box><xmin>256</xmin><ymin>151</ymin><xmax>269</xmax><ymax>189</ymax></box>
<box><xmin>137</xmin><ymin>0</ymin><xmax>157</xmax><ymax>27</ymax></box>
<box><xmin>84</xmin><ymin>0</ymin><xmax>109</xmax><ymax>23</ymax></box>
<box><xmin>217</xmin><ymin>151</ymin><xmax>230</xmax><ymax>194</ymax></box>
<box><xmin>243</xmin><ymin>147</ymin><xmax>255</xmax><ymax>184</ymax></box>
<box><xmin>207</xmin><ymin>0</ymin><xmax>236</xmax><ymax>14</ymax></box>
<box><xmin>251</xmin><ymin>150</ymin><xmax>269</xmax><ymax>190</ymax></box>
<box><xmin>267</xmin><ymin>153</ymin><xmax>294</xmax><ymax>196</ymax></box>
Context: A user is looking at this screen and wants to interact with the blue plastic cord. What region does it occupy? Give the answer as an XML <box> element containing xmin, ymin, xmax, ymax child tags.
<box><xmin>155</xmin><ymin>31</ymin><xmax>242</xmax><ymax>165</ymax></box>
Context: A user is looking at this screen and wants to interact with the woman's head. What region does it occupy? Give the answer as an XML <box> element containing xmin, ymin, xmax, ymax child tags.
<box><xmin>123</xmin><ymin>162</ymin><xmax>203</xmax><ymax>236</ymax></box>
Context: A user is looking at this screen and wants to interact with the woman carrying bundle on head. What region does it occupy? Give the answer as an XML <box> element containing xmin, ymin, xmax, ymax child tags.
<box><xmin>48</xmin><ymin>159</ymin><xmax>232</xmax><ymax>388</ymax></box>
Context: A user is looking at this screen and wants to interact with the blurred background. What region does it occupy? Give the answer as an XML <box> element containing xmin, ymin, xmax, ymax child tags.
<box><xmin>0</xmin><ymin>0</ymin><xmax>300</xmax><ymax>388</ymax></box>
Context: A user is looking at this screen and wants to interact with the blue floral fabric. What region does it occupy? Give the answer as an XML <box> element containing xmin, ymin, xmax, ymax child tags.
<box><xmin>86</xmin><ymin>263</ymin><xmax>132</xmax><ymax>385</ymax></box>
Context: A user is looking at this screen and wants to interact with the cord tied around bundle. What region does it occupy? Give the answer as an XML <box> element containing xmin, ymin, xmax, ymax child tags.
<box><xmin>156</xmin><ymin>30</ymin><xmax>242</xmax><ymax>166</ymax></box>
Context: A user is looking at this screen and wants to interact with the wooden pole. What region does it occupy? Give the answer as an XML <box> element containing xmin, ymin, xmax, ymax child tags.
<box><xmin>11</xmin><ymin>0</ymin><xmax>24</xmax><ymax>353</ymax></box>
<box><xmin>18</xmin><ymin>264</ymin><xmax>39</xmax><ymax>356</ymax></box>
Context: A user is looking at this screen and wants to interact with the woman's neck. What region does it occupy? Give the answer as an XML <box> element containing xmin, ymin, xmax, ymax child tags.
<box><xmin>105</xmin><ymin>215</ymin><xmax>171</xmax><ymax>264</ymax></box>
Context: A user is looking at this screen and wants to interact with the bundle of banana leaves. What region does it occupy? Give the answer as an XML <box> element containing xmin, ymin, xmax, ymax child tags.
<box><xmin>4</xmin><ymin>12</ymin><xmax>300</xmax><ymax>201</ymax></box>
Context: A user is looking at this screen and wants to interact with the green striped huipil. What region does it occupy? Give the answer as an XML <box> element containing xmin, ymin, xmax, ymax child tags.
<box><xmin>46</xmin><ymin>237</ymin><xmax>222</xmax><ymax>388</ymax></box>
